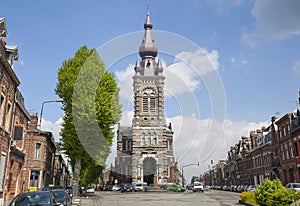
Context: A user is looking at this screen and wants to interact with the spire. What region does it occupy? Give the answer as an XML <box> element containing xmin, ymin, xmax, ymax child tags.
<box><xmin>139</xmin><ymin>12</ymin><xmax>158</xmax><ymax>59</ymax></box>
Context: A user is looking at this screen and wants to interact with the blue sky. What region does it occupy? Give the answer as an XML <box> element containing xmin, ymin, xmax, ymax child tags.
<box><xmin>2</xmin><ymin>0</ymin><xmax>300</xmax><ymax>182</ymax></box>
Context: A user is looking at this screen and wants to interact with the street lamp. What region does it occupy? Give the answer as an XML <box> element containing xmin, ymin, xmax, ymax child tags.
<box><xmin>181</xmin><ymin>163</ymin><xmax>199</xmax><ymax>188</ymax></box>
<box><xmin>38</xmin><ymin>99</ymin><xmax>63</xmax><ymax>129</ymax></box>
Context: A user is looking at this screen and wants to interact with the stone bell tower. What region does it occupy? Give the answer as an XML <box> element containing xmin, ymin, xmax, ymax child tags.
<box><xmin>115</xmin><ymin>12</ymin><xmax>176</xmax><ymax>186</ymax></box>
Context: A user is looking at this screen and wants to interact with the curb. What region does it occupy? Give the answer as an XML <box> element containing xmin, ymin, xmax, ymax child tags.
<box><xmin>238</xmin><ymin>200</ymin><xmax>256</xmax><ymax>206</ymax></box>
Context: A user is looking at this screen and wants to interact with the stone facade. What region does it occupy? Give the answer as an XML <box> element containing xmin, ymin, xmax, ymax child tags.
<box><xmin>114</xmin><ymin>13</ymin><xmax>177</xmax><ymax>186</ymax></box>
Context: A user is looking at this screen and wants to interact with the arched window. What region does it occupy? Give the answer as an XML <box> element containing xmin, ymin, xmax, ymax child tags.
<box><xmin>142</xmin><ymin>89</ymin><xmax>156</xmax><ymax>113</ymax></box>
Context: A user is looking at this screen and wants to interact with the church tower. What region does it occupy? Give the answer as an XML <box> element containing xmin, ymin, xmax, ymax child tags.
<box><xmin>115</xmin><ymin>12</ymin><xmax>176</xmax><ymax>186</ymax></box>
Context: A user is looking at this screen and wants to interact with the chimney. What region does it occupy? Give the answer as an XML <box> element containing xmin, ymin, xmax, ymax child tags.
<box><xmin>29</xmin><ymin>113</ymin><xmax>38</xmax><ymax>128</ymax></box>
<box><xmin>250</xmin><ymin>130</ymin><xmax>257</xmax><ymax>149</ymax></box>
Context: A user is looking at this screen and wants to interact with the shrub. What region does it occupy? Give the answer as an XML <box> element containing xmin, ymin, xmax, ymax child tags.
<box><xmin>240</xmin><ymin>191</ymin><xmax>254</xmax><ymax>202</ymax></box>
<box><xmin>255</xmin><ymin>179</ymin><xmax>300</xmax><ymax>206</ymax></box>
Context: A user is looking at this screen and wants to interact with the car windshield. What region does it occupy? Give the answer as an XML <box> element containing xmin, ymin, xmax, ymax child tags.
<box><xmin>194</xmin><ymin>182</ymin><xmax>203</xmax><ymax>186</ymax></box>
<box><xmin>53</xmin><ymin>190</ymin><xmax>67</xmax><ymax>201</ymax></box>
<box><xmin>10</xmin><ymin>192</ymin><xmax>51</xmax><ymax>206</ymax></box>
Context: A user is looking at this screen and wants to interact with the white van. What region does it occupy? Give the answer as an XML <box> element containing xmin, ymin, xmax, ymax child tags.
<box><xmin>193</xmin><ymin>181</ymin><xmax>204</xmax><ymax>192</ymax></box>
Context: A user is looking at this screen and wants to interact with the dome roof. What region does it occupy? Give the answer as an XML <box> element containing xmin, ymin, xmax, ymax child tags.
<box><xmin>139</xmin><ymin>13</ymin><xmax>158</xmax><ymax>59</ymax></box>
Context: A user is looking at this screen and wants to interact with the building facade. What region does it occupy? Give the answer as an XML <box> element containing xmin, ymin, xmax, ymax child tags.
<box><xmin>23</xmin><ymin>115</ymin><xmax>56</xmax><ymax>191</ymax></box>
<box><xmin>114</xmin><ymin>13</ymin><xmax>177</xmax><ymax>187</ymax></box>
<box><xmin>0</xmin><ymin>17</ymin><xmax>24</xmax><ymax>204</ymax></box>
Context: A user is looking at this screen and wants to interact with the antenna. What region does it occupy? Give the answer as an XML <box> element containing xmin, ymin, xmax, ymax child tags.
<box><xmin>146</xmin><ymin>1</ymin><xmax>150</xmax><ymax>14</ymax></box>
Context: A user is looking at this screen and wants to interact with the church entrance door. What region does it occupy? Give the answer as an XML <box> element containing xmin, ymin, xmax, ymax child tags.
<box><xmin>143</xmin><ymin>157</ymin><xmax>156</xmax><ymax>185</ymax></box>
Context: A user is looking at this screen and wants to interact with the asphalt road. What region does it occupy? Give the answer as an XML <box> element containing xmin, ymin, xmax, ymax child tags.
<box><xmin>79</xmin><ymin>190</ymin><xmax>242</xmax><ymax>206</ymax></box>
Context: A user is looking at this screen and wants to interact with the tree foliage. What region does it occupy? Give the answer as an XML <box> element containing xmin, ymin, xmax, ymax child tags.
<box><xmin>55</xmin><ymin>45</ymin><xmax>122</xmax><ymax>183</ymax></box>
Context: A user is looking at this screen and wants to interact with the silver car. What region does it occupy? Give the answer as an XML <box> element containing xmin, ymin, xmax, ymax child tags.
<box><xmin>286</xmin><ymin>183</ymin><xmax>300</xmax><ymax>192</ymax></box>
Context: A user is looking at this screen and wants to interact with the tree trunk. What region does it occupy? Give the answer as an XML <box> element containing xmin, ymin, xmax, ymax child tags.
<box><xmin>73</xmin><ymin>157</ymin><xmax>81</xmax><ymax>197</ymax></box>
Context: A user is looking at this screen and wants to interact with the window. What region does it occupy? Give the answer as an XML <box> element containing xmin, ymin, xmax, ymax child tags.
<box><xmin>142</xmin><ymin>97</ymin><xmax>149</xmax><ymax>113</ymax></box>
<box><xmin>5</xmin><ymin>101</ymin><xmax>12</xmax><ymax>131</ymax></box>
<box><xmin>291</xmin><ymin>146</ymin><xmax>294</xmax><ymax>158</ymax></box>
<box><xmin>0</xmin><ymin>94</ymin><xmax>5</xmax><ymax>126</ymax></box>
<box><xmin>142</xmin><ymin>89</ymin><xmax>156</xmax><ymax>113</ymax></box>
<box><xmin>13</xmin><ymin>125</ymin><xmax>24</xmax><ymax>140</ymax></box>
<box><xmin>0</xmin><ymin>153</ymin><xmax>6</xmax><ymax>190</ymax></box>
<box><xmin>122</xmin><ymin>140</ymin><xmax>127</xmax><ymax>151</ymax></box>
<box><xmin>153</xmin><ymin>137</ymin><xmax>157</xmax><ymax>145</ymax></box>
<box><xmin>35</xmin><ymin>143</ymin><xmax>41</xmax><ymax>159</ymax></box>
<box><xmin>294</xmin><ymin>141</ymin><xmax>299</xmax><ymax>156</ymax></box>
<box><xmin>30</xmin><ymin>170</ymin><xmax>40</xmax><ymax>187</ymax></box>
<box><xmin>142</xmin><ymin>133</ymin><xmax>145</xmax><ymax>145</ymax></box>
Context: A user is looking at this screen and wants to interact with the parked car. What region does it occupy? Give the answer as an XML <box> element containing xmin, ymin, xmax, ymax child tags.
<box><xmin>246</xmin><ymin>185</ymin><xmax>256</xmax><ymax>192</ymax></box>
<box><xmin>160</xmin><ymin>185</ymin><xmax>169</xmax><ymax>190</ymax></box>
<box><xmin>86</xmin><ymin>186</ymin><xmax>95</xmax><ymax>193</ymax></box>
<box><xmin>102</xmin><ymin>185</ymin><xmax>112</xmax><ymax>191</ymax></box>
<box><xmin>65</xmin><ymin>185</ymin><xmax>73</xmax><ymax>198</ymax></box>
<box><xmin>8</xmin><ymin>191</ymin><xmax>62</xmax><ymax>206</ymax></box>
<box><xmin>52</xmin><ymin>189</ymin><xmax>72</xmax><ymax>206</ymax></box>
<box><xmin>185</xmin><ymin>184</ymin><xmax>193</xmax><ymax>190</ymax></box>
<box><xmin>169</xmin><ymin>184</ymin><xmax>185</xmax><ymax>192</ymax></box>
<box><xmin>120</xmin><ymin>184</ymin><xmax>131</xmax><ymax>192</ymax></box>
<box><xmin>42</xmin><ymin>185</ymin><xmax>73</xmax><ymax>198</ymax></box>
<box><xmin>286</xmin><ymin>183</ymin><xmax>300</xmax><ymax>192</ymax></box>
<box><xmin>42</xmin><ymin>185</ymin><xmax>66</xmax><ymax>191</ymax></box>
<box><xmin>132</xmin><ymin>182</ymin><xmax>148</xmax><ymax>192</ymax></box>
<box><xmin>112</xmin><ymin>185</ymin><xmax>122</xmax><ymax>191</ymax></box>
<box><xmin>192</xmin><ymin>181</ymin><xmax>204</xmax><ymax>192</ymax></box>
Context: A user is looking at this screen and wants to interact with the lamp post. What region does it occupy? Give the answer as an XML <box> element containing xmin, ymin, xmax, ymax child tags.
<box><xmin>181</xmin><ymin>163</ymin><xmax>199</xmax><ymax>188</ymax></box>
<box><xmin>38</xmin><ymin>99</ymin><xmax>63</xmax><ymax>129</ymax></box>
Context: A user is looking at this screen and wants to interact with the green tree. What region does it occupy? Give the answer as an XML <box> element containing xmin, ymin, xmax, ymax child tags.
<box><xmin>55</xmin><ymin>45</ymin><xmax>122</xmax><ymax>193</ymax></box>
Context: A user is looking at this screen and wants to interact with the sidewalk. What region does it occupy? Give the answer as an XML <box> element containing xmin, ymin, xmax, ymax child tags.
<box><xmin>72</xmin><ymin>196</ymin><xmax>81</xmax><ymax>205</ymax></box>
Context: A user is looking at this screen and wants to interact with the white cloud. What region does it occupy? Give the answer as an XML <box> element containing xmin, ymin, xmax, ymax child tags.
<box><xmin>207</xmin><ymin>0</ymin><xmax>247</xmax><ymax>14</ymax></box>
<box><xmin>115</xmin><ymin>64</ymin><xmax>135</xmax><ymax>101</ymax></box>
<box><xmin>252</xmin><ymin>0</ymin><xmax>300</xmax><ymax>40</ymax></box>
<box><xmin>115</xmin><ymin>49</ymin><xmax>220</xmax><ymax>101</ymax></box>
<box><xmin>293</xmin><ymin>59</ymin><xmax>300</xmax><ymax>74</ymax></box>
<box><xmin>230</xmin><ymin>57</ymin><xmax>247</xmax><ymax>65</ymax></box>
<box><xmin>243</xmin><ymin>0</ymin><xmax>300</xmax><ymax>46</ymax></box>
<box><xmin>169</xmin><ymin>115</ymin><xmax>267</xmax><ymax>182</ymax></box>
<box><xmin>40</xmin><ymin>117</ymin><xmax>63</xmax><ymax>141</ymax></box>
<box><xmin>106</xmin><ymin>110</ymin><xmax>268</xmax><ymax>182</ymax></box>
<box><xmin>241</xmin><ymin>31</ymin><xmax>262</xmax><ymax>48</ymax></box>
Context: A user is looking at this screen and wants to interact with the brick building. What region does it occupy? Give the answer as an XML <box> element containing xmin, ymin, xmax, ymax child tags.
<box><xmin>290</xmin><ymin>108</ymin><xmax>300</xmax><ymax>182</ymax></box>
<box><xmin>0</xmin><ymin>17</ymin><xmax>26</xmax><ymax>204</ymax></box>
<box><xmin>202</xmin><ymin>103</ymin><xmax>300</xmax><ymax>187</ymax></box>
<box><xmin>23</xmin><ymin>115</ymin><xmax>56</xmax><ymax>191</ymax></box>
<box><xmin>4</xmin><ymin>89</ymin><xmax>31</xmax><ymax>202</ymax></box>
<box><xmin>276</xmin><ymin>113</ymin><xmax>296</xmax><ymax>185</ymax></box>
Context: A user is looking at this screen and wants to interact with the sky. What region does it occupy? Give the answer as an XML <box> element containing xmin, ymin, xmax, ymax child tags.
<box><xmin>2</xmin><ymin>0</ymin><xmax>300</xmax><ymax>183</ymax></box>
